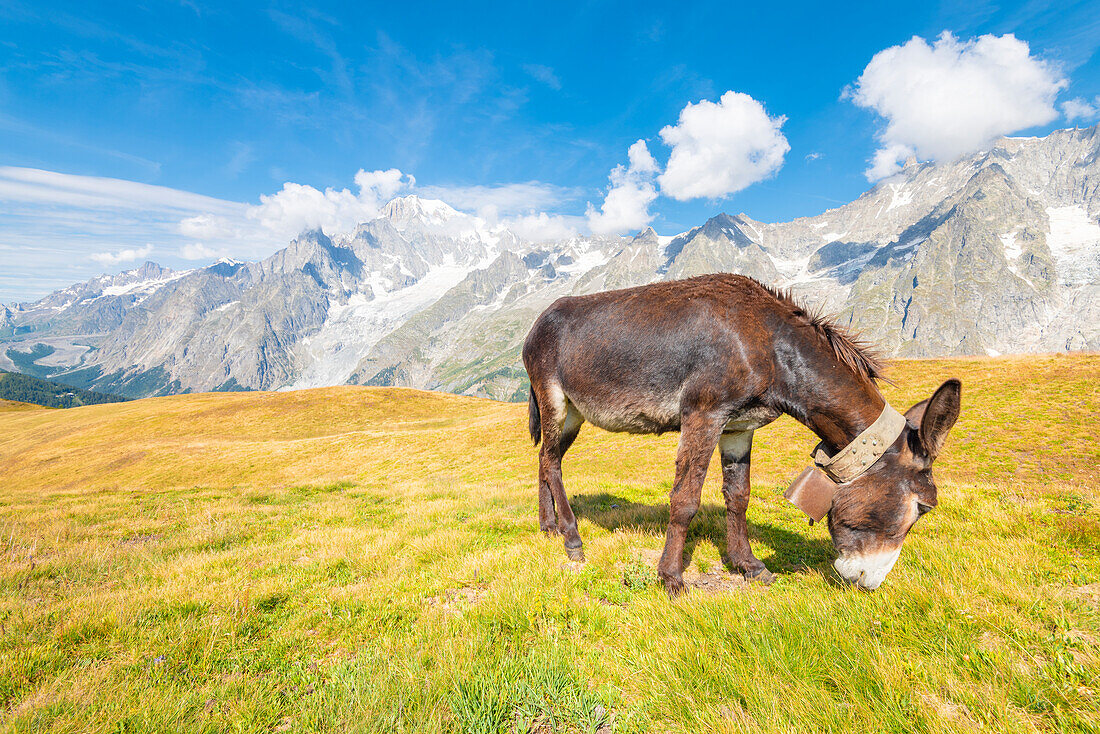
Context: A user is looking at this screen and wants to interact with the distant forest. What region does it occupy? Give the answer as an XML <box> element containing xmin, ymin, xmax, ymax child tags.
<box><xmin>0</xmin><ymin>370</ymin><xmax>129</xmax><ymax>409</ymax></box>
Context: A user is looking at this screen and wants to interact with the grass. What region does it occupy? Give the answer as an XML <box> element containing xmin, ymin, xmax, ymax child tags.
<box><xmin>0</xmin><ymin>354</ymin><xmax>1097</xmax><ymax>733</ymax></box>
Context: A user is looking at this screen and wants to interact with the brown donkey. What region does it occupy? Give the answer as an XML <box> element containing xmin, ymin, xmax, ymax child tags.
<box><xmin>522</xmin><ymin>274</ymin><xmax>960</xmax><ymax>596</ymax></box>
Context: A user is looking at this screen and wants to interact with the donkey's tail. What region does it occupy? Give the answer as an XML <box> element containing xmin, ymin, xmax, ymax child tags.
<box><xmin>527</xmin><ymin>387</ymin><xmax>541</xmax><ymax>446</ymax></box>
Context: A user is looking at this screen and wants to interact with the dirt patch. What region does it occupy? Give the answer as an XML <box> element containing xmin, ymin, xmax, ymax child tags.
<box><xmin>428</xmin><ymin>586</ymin><xmax>486</xmax><ymax>615</ymax></box>
<box><xmin>624</xmin><ymin>548</ymin><xmax>749</xmax><ymax>595</ymax></box>
<box><xmin>1072</xmin><ymin>583</ymin><xmax>1100</xmax><ymax>607</ymax></box>
<box><xmin>719</xmin><ymin>703</ymin><xmax>758</xmax><ymax>727</ymax></box>
<box><xmin>119</xmin><ymin>533</ymin><xmax>163</xmax><ymax>546</ymax></box>
<box><xmin>919</xmin><ymin>691</ymin><xmax>978</xmax><ymax>727</ymax></box>
<box><xmin>682</xmin><ymin>567</ymin><xmax>748</xmax><ymax>594</ymax></box>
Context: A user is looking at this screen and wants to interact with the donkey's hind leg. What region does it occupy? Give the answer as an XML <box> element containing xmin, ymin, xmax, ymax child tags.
<box><xmin>538</xmin><ymin>404</ymin><xmax>584</xmax><ymax>534</ymax></box>
<box><xmin>538</xmin><ymin>388</ymin><xmax>585</xmax><ymax>560</ymax></box>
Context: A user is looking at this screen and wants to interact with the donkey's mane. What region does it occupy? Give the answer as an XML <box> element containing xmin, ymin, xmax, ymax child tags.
<box><xmin>758</xmin><ymin>280</ymin><xmax>889</xmax><ymax>385</ymax></box>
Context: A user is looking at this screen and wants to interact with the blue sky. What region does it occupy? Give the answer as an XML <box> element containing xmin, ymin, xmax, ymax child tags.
<box><xmin>2</xmin><ymin>0</ymin><xmax>1099</xmax><ymax>301</ymax></box>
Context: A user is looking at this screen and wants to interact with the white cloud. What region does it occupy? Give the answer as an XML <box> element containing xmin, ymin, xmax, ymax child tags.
<box><xmin>1062</xmin><ymin>96</ymin><xmax>1100</xmax><ymax>122</ymax></box>
<box><xmin>418</xmin><ymin>181</ymin><xmax>578</xmax><ymax>216</ymax></box>
<box><xmin>90</xmin><ymin>244</ymin><xmax>153</xmax><ymax>265</ymax></box>
<box><xmin>354</xmin><ymin>168</ymin><xmax>415</xmax><ymax>200</ymax></box>
<box><xmin>0</xmin><ymin>166</ymin><xmax>271</xmax><ymax>301</ymax></box>
<box><xmin>500</xmin><ymin>212</ymin><xmax>580</xmax><ymax>242</ymax></box>
<box><xmin>178</xmin><ymin>242</ymin><xmax>222</xmax><ymax>260</ymax></box>
<box><xmin>0</xmin><ymin>166</ymin><xmax>242</xmax><ymax>216</ymax></box>
<box><xmin>848</xmin><ymin>32</ymin><xmax>1066</xmax><ymax>180</ymax></box>
<box><xmin>866</xmin><ymin>143</ymin><xmax>917</xmax><ymax>182</ymax></box>
<box><xmin>657</xmin><ymin>91</ymin><xmax>789</xmax><ymax>201</ymax></box>
<box><xmin>246</xmin><ymin>168</ymin><xmax>416</xmax><ymax>240</ymax></box>
<box><xmin>586</xmin><ymin>140</ymin><xmax>659</xmax><ymax>235</ymax></box>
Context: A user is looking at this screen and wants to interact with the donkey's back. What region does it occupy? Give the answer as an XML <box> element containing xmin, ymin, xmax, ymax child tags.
<box><xmin>523</xmin><ymin>274</ymin><xmax>782</xmax><ymax>436</ymax></box>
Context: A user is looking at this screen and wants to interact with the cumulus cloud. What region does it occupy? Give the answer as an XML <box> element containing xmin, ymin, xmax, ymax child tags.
<box><xmin>354</xmin><ymin>168</ymin><xmax>415</xmax><ymax>200</ymax></box>
<box><xmin>586</xmin><ymin>140</ymin><xmax>660</xmax><ymax>235</ymax></box>
<box><xmin>657</xmin><ymin>91</ymin><xmax>789</xmax><ymax>200</ymax></box>
<box><xmin>848</xmin><ymin>32</ymin><xmax>1066</xmax><ymax>180</ymax></box>
<box><xmin>90</xmin><ymin>244</ymin><xmax>153</xmax><ymax>265</ymax></box>
<box><xmin>246</xmin><ymin>168</ymin><xmax>416</xmax><ymax>240</ymax></box>
<box><xmin>1062</xmin><ymin>96</ymin><xmax>1100</xmax><ymax>122</ymax></box>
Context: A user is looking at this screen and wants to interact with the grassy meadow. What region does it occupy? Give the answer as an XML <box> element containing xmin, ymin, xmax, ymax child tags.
<box><xmin>0</xmin><ymin>355</ymin><xmax>1098</xmax><ymax>733</ymax></box>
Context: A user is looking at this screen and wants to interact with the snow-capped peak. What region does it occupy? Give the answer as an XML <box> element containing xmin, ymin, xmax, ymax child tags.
<box><xmin>380</xmin><ymin>195</ymin><xmax>461</xmax><ymax>227</ymax></box>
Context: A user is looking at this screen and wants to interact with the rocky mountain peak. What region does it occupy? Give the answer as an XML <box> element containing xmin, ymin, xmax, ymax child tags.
<box><xmin>698</xmin><ymin>213</ymin><xmax>755</xmax><ymax>247</ymax></box>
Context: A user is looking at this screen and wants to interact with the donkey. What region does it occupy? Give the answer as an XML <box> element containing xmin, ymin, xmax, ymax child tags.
<box><xmin>522</xmin><ymin>274</ymin><xmax>961</xmax><ymax>596</ymax></box>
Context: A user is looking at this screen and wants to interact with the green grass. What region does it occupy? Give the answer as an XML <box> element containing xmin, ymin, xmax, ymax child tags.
<box><xmin>0</xmin><ymin>356</ymin><xmax>1097</xmax><ymax>732</ymax></box>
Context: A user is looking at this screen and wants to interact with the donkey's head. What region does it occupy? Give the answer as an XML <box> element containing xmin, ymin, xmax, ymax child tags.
<box><xmin>827</xmin><ymin>379</ymin><xmax>961</xmax><ymax>589</ymax></box>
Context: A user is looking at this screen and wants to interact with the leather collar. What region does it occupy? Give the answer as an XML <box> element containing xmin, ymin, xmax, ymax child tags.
<box><xmin>811</xmin><ymin>403</ymin><xmax>907</xmax><ymax>483</ymax></box>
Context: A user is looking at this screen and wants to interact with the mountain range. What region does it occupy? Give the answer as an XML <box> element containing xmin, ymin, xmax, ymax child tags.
<box><xmin>3</xmin><ymin>125</ymin><xmax>1099</xmax><ymax>401</ymax></box>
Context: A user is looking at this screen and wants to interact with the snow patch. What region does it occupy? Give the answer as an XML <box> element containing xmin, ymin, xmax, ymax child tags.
<box><xmin>1000</xmin><ymin>231</ymin><xmax>1021</xmax><ymax>260</ymax></box>
<box><xmin>290</xmin><ymin>257</ymin><xmax>483</xmax><ymax>389</ymax></box>
<box><xmin>739</xmin><ymin>219</ymin><xmax>763</xmax><ymax>241</ymax></box>
<box><xmin>886</xmin><ymin>184</ymin><xmax>913</xmax><ymax>212</ymax></box>
<box><xmin>557</xmin><ymin>248</ymin><xmax>610</xmax><ymax>277</ymax></box>
<box><xmin>1046</xmin><ymin>205</ymin><xmax>1100</xmax><ymax>286</ymax></box>
<box><xmin>100</xmin><ymin>271</ymin><xmax>191</xmax><ymax>297</ymax></box>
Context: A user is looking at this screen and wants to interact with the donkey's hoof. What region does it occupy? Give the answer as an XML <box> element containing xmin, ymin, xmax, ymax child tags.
<box><xmin>745</xmin><ymin>567</ymin><xmax>776</xmax><ymax>585</ymax></box>
<box><xmin>565</xmin><ymin>546</ymin><xmax>585</xmax><ymax>563</ymax></box>
<box><xmin>541</xmin><ymin>525</ymin><xmax>560</xmax><ymax>536</ymax></box>
<box><xmin>662</xmin><ymin>576</ymin><xmax>687</xmax><ymax>598</ymax></box>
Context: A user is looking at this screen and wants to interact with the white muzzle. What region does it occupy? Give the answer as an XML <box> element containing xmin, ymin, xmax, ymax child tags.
<box><xmin>833</xmin><ymin>547</ymin><xmax>902</xmax><ymax>590</ymax></box>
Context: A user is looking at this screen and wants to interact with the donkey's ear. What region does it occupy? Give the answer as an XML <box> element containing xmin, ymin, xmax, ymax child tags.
<box><xmin>917</xmin><ymin>379</ymin><xmax>961</xmax><ymax>460</ymax></box>
<box><xmin>904</xmin><ymin>397</ymin><xmax>930</xmax><ymax>424</ymax></box>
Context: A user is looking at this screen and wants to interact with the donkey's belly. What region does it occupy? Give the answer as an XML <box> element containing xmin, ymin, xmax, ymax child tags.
<box><xmin>568</xmin><ymin>394</ymin><xmax>780</xmax><ymax>436</ymax></box>
<box><xmin>567</xmin><ymin>392</ymin><xmax>682</xmax><ymax>435</ymax></box>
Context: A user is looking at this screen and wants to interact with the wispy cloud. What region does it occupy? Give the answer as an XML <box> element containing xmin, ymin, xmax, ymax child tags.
<box><xmin>522</xmin><ymin>63</ymin><xmax>561</xmax><ymax>90</ymax></box>
<box><xmin>0</xmin><ymin>166</ymin><xmax>264</xmax><ymax>302</ymax></box>
<box><xmin>417</xmin><ymin>181</ymin><xmax>580</xmax><ymax>216</ymax></box>
<box><xmin>0</xmin><ymin>166</ymin><xmax>241</xmax><ymax>215</ymax></box>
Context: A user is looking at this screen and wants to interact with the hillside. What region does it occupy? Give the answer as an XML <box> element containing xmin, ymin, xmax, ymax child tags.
<box><xmin>0</xmin><ymin>355</ymin><xmax>1097</xmax><ymax>732</ymax></box>
<box><xmin>2</xmin><ymin>126</ymin><xmax>1099</xmax><ymax>400</ymax></box>
<box><xmin>0</xmin><ymin>398</ymin><xmax>45</xmax><ymax>412</ymax></box>
<box><xmin>0</xmin><ymin>369</ymin><xmax>129</xmax><ymax>409</ymax></box>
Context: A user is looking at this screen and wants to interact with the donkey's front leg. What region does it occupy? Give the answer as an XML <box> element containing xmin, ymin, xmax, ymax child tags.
<box><xmin>658</xmin><ymin>411</ymin><xmax>723</xmax><ymax>597</ymax></box>
<box><xmin>719</xmin><ymin>431</ymin><xmax>775</xmax><ymax>584</ymax></box>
